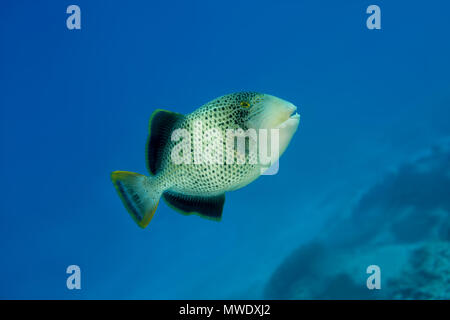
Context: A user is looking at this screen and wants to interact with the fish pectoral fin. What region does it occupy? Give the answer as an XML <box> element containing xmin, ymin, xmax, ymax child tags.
<box><xmin>146</xmin><ymin>109</ymin><xmax>184</xmax><ymax>175</ymax></box>
<box><xmin>162</xmin><ymin>191</ymin><xmax>225</xmax><ymax>221</ymax></box>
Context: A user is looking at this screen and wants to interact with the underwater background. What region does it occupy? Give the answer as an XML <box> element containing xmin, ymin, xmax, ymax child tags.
<box><xmin>1</xmin><ymin>0</ymin><xmax>449</xmax><ymax>299</ymax></box>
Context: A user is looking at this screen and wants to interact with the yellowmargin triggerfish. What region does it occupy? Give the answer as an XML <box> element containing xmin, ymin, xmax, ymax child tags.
<box><xmin>111</xmin><ymin>92</ymin><xmax>300</xmax><ymax>228</ymax></box>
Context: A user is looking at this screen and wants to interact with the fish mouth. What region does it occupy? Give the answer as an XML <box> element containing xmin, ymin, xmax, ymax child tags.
<box><xmin>275</xmin><ymin>108</ymin><xmax>301</xmax><ymax>129</ymax></box>
<box><xmin>247</xmin><ymin>96</ymin><xmax>300</xmax><ymax>130</ymax></box>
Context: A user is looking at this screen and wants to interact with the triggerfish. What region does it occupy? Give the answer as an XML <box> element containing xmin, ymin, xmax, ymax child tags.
<box><xmin>111</xmin><ymin>92</ymin><xmax>300</xmax><ymax>228</ymax></box>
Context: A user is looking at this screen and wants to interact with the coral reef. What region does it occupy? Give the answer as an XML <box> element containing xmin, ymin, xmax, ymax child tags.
<box><xmin>264</xmin><ymin>141</ymin><xmax>450</xmax><ymax>299</ymax></box>
<box><xmin>389</xmin><ymin>241</ymin><xmax>450</xmax><ymax>299</ymax></box>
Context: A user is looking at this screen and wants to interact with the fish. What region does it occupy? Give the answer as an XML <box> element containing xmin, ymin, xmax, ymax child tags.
<box><xmin>111</xmin><ymin>92</ymin><xmax>300</xmax><ymax>228</ymax></box>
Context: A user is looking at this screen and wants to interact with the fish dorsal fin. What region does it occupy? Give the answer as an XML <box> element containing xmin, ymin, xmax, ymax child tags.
<box><xmin>162</xmin><ymin>191</ymin><xmax>225</xmax><ymax>221</ymax></box>
<box><xmin>146</xmin><ymin>109</ymin><xmax>184</xmax><ymax>175</ymax></box>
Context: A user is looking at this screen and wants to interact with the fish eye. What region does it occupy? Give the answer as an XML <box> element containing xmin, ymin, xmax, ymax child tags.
<box><xmin>240</xmin><ymin>101</ymin><xmax>250</xmax><ymax>108</ymax></box>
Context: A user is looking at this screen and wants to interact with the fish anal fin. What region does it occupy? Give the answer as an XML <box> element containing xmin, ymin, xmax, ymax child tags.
<box><xmin>162</xmin><ymin>191</ymin><xmax>225</xmax><ymax>221</ymax></box>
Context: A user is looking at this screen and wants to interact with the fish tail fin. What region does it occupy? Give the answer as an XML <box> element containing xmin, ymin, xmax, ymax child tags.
<box><xmin>111</xmin><ymin>171</ymin><xmax>161</xmax><ymax>228</ymax></box>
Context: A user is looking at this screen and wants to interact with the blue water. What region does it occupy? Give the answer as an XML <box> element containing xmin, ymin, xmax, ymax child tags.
<box><xmin>1</xmin><ymin>0</ymin><xmax>449</xmax><ymax>299</ymax></box>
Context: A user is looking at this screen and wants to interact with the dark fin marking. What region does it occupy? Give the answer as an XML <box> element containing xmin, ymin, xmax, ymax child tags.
<box><xmin>146</xmin><ymin>109</ymin><xmax>184</xmax><ymax>175</ymax></box>
<box><xmin>162</xmin><ymin>191</ymin><xmax>225</xmax><ymax>221</ymax></box>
